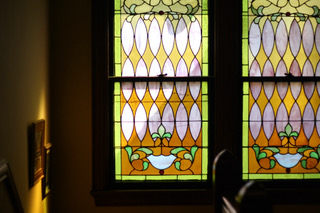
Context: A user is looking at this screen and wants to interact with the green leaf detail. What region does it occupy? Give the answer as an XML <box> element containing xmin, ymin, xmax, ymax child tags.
<box><xmin>190</xmin><ymin>146</ymin><xmax>198</xmax><ymax>159</ymax></box>
<box><xmin>192</xmin><ymin>5</ymin><xmax>199</xmax><ymax>14</ymax></box>
<box><xmin>131</xmin><ymin>153</ymin><xmax>140</xmax><ymax>162</ymax></box>
<box><xmin>296</xmin><ymin>13</ymin><xmax>306</xmax><ymax>21</ymax></box>
<box><xmin>175</xmin><ymin>161</ymin><xmax>181</xmax><ymax>170</ymax></box>
<box><xmin>301</xmin><ymin>160</ymin><xmax>307</xmax><ymax>169</ymax></box>
<box><xmin>126</xmin><ymin>15</ymin><xmax>134</xmax><ymax>22</ymax></box>
<box><xmin>270</xmin><ymin>160</ymin><xmax>276</xmax><ymax>169</ymax></box>
<box><xmin>158</xmin><ymin>125</ymin><xmax>165</xmax><ymax>138</ymax></box>
<box><xmin>151</xmin><ymin>133</ymin><xmax>160</xmax><ymax>139</ymax></box>
<box><xmin>317</xmin><ymin>17</ymin><xmax>320</xmax><ymax>24</ymax></box>
<box><xmin>297</xmin><ymin>146</ymin><xmax>313</xmax><ymax>153</ymax></box>
<box><xmin>186</xmin><ymin>4</ymin><xmax>193</xmax><ymax>14</ymax></box>
<box><xmin>253</xmin><ymin>144</ymin><xmax>260</xmax><ymax>158</ymax></box>
<box><xmin>125</xmin><ymin>146</ymin><xmax>133</xmax><ymax>159</ymax></box>
<box><xmin>264</xmin><ymin>147</ymin><xmax>280</xmax><ymax>153</ymax></box>
<box><xmin>129</xmin><ymin>4</ymin><xmax>137</xmax><ymax>14</ymax></box>
<box><xmin>143</xmin><ymin>161</ymin><xmax>149</xmax><ymax>170</ymax></box>
<box><xmin>317</xmin><ymin>145</ymin><xmax>320</xmax><ymax>156</ymax></box>
<box><xmin>171</xmin><ymin>147</ymin><xmax>187</xmax><ymax>155</ymax></box>
<box><xmin>123</xmin><ymin>5</ymin><xmax>130</xmax><ymax>14</ymax></box>
<box><xmin>271</xmin><ymin>13</ymin><xmax>281</xmax><ymax>21</ymax></box>
<box><xmin>184</xmin><ymin>153</ymin><xmax>193</xmax><ymax>161</ymax></box>
<box><xmin>310</xmin><ymin>152</ymin><xmax>319</xmax><ymax>160</ymax></box>
<box><xmin>172</xmin><ymin>14</ymin><xmax>179</xmax><ymax>19</ymax></box>
<box><xmin>313</xmin><ymin>6</ymin><xmax>320</xmax><ymax>16</ymax></box>
<box><xmin>258</xmin><ymin>152</ymin><xmax>267</xmax><ymax>160</ymax></box>
<box><xmin>251</xmin><ymin>5</ymin><xmax>259</xmax><ymax>16</ymax></box>
<box><xmin>289</xmin><ymin>132</ymin><xmax>299</xmax><ymax>138</ymax></box>
<box><xmin>254</xmin><ymin>16</ymin><xmax>261</xmax><ymax>24</ymax></box>
<box><xmin>163</xmin><ymin>132</ymin><xmax>172</xmax><ymax>139</ymax></box>
<box><xmin>279</xmin><ymin>132</ymin><xmax>287</xmax><ymax>138</ymax></box>
<box><xmin>188</xmin><ymin>15</ymin><xmax>196</xmax><ymax>22</ymax></box>
<box><xmin>285</xmin><ymin>124</ymin><xmax>292</xmax><ymax>136</ymax></box>
<box><xmin>136</xmin><ymin>147</ymin><xmax>153</xmax><ymax>155</ymax></box>
<box><xmin>257</xmin><ymin>6</ymin><xmax>264</xmax><ymax>16</ymax></box>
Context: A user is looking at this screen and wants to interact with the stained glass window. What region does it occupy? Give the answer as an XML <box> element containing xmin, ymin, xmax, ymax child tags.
<box><xmin>113</xmin><ymin>0</ymin><xmax>209</xmax><ymax>181</ymax></box>
<box><xmin>243</xmin><ymin>0</ymin><xmax>320</xmax><ymax>179</ymax></box>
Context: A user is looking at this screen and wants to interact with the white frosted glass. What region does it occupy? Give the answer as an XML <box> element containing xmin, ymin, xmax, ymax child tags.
<box><xmin>162</xmin><ymin>59</ymin><xmax>174</xmax><ymax>100</ymax></box>
<box><xmin>249</xmin><ymin>22</ymin><xmax>261</xmax><ymax>57</ymax></box>
<box><xmin>162</xmin><ymin>103</ymin><xmax>174</xmax><ymax>137</ymax></box>
<box><xmin>148</xmin><ymin>103</ymin><xmax>161</xmax><ymax>139</ymax></box>
<box><xmin>276</xmin><ymin>103</ymin><xmax>288</xmax><ymax>134</ymax></box>
<box><xmin>316</xmin><ymin>106</ymin><xmax>320</xmax><ymax>137</ymax></box>
<box><xmin>176</xmin><ymin>18</ymin><xmax>188</xmax><ymax>56</ymax></box>
<box><xmin>149</xmin><ymin>18</ymin><xmax>161</xmax><ymax>56</ymax></box>
<box><xmin>289</xmin><ymin>20</ymin><xmax>301</xmax><ymax>57</ymax></box>
<box><xmin>263</xmin><ymin>103</ymin><xmax>275</xmax><ymax>140</ymax></box>
<box><xmin>189</xmin><ymin>103</ymin><xmax>201</xmax><ymax>141</ymax></box>
<box><xmin>276</xmin><ymin>20</ymin><xmax>288</xmax><ymax>57</ymax></box>
<box><xmin>276</xmin><ymin>60</ymin><xmax>288</xmax><ymax>100</ymax></box>
<box><xmin>135</xmin><ymin>59</ymin><xmax>148</xmax><ymax>100</ymax></box>
<box><xmin>302</xmin><ymin>20</ymin><xmax>314</xmax><ymax>57</ymax></box>
<box><xmin>135</xmin><ymin>18</ymin><xmax>148</xmax><ymax>56</ymax></box>
<box><xmin>149</xmin><ymin>59</ymin><xmax>161</xmax><ymax>101</ymax></box>
<box><xmin>303</xmin><ymin>103</ymin><xmax>315</xmax><ymax>140</ymax></box>
<box><xmin>289</xmin><ymin>60</ymin><xmax>302</xmax><ymax>100</ymax></box>
<box><xmin>262</xmin><ymin>19</ymin><xmax>274</xmax><ymax>57</ymax></box>
<box><xmin>316</xmin><ymin>62</ymin><xmax>320</xmax><ymax>96</ymax></box>
<box><xmin>289</xmin><ymin>103</ymin><xmax>301</xmax><ymax>134</ymax></box>
<box><xmin>122</xmin><ymin>59</ymin><xmax>134</xmax><ymax>101</ymax></box>
<box><xmin>121</xmin><ymin>103</ymin><xmax>134</xmax><ymax>141</ymax></box>
<box><xmin>162</xmin><ymin>18</ymin><xmax>175</xmax><ymax>56</ymax></box>
<box><xmin>249</xmin><ymin>103</ymin><xmax>262</xmax><ymax>140</ymax></box>
<box><xmin>176</xmin><ymin>103</ymin><xmax>188</xmax><ymax>141</ymax></box>
<box><xmin>262</xmin><ymin>60</ymin><xmax>275</xmax><ymax>100</ymax></box>
<box><xmin>176</xmin><ymin>59</ymin><xmax>188</xmax><ymax>101</ymax></box>
<box><xmin>189</xmin><ymin>58</ymin><xmax>201</xmax><ymax>100</ymax></box>
<box><xmin>189</xmin><ymin>19</ymin><xmax>201</xmax><ymax>55</ymax></box>
<box><xmin>302</xmin><ymin>60</ymin><xmax>315</xmax><ymax>100</ymax></box>
<box><xmin>135</xmin><ymin>103</ymin><xmax>147</xmax><ymax>141</ymax></box>
<box><xmin>250</xmin><ymin>60</ymin><xmax>262</xmax><ymax>100</ymax></box>
<box><xmin>316</xmin><ymin>25</ymin><xmax>320</xmax><ymax>54</ymax></box>
<box><xmin>122</xmin><ymin>20</ymin><xmax>134</xmax><ymax>56</ymax></box>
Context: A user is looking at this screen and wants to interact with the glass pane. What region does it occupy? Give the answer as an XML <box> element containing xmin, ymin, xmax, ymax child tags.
<box><xmin>243</xmin><ymin>0</ymin><xmax>320</xmax><ymax>179</ymax></box>
<box><xmin>114</xmin><ymin>0</ymin><xmax>209</xmax><ymax>181</ymax></box>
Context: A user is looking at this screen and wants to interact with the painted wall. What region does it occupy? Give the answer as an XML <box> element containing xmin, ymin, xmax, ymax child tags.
<box><xmin>0</xmin><ymin>0</ymin><xmax>49</xmax><ymax>213</ymax></box>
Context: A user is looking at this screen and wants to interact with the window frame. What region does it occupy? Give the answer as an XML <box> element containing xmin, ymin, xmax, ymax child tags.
<box><xmin>91</xmin><ymin>0</ymin><xmax>243</xmax><ymax>205</ymax></box>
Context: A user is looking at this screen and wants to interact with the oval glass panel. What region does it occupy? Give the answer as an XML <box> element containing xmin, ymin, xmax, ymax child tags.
<box><xmin>303</xmin><ymin>103</ymin><xmax>315</xmax><ymax>140</ymax></box>
<box><xmin>302</xmin><ymin>20</ymin><xmax>314</xmax><ymax>57</ymax></box>
<box><xmin>176</xmin><ymin>103</ymin><xmax>188</xmax><ymax>141</ymax></box>
<box><xmin>289</xmin><ymin>20</ymin><xmax>301</xmax><ymax>57</ymax></box>
<box><xmin>162</xmin><ymin>103</ymin><xmax>174</xmax><ymax>137</ymax></box>
<box><xmin>176</xmin><ymin>18</ymin><xmax>188</xmax><ymax>56</ymax></box>
<box><xmin>135</xmin><ymin>18</ymin><xmax>148</xmax><ymax>56</ymax></box>
<box><xmin>148</xmin><ymin>103</ymin><xmax>161</xmax><ymax>139</ymax></box>
<box><xmin>262</xmin><ymin>19</ymin><xmax>274</xmax><ymax>57</ymax></box>
<box><xmin>249</xmin><ymin>60</ymin><xmax>262</xmax><ymax>100</ymax></box>
<box><xmin>135</xmin><ymin>103</ymin><xmax>147</xmax><ymax>141</ymax></box>
<box><xmin>189</xmin><ymin>19</ymin><xmax>201</xmax><ymax>55</ymax></box>
<box><xmin>263</xmin><ymin>103</ymin><xmax>275</xmax><ymax>140</ymax></box>
<box><xmin>276</xmin><ymin>60</ymin><xmax>288</xmax><ymax>100</ymax></box>
<box><xmin>122</xmin><ymin>59</ymin><xmax>134</xmax><ymax>101</ymax></box>
<box><xmin>189</xmin><ymin>103</ymin><xmax>201</xmax><ymax>141</ymax></box>
<box><xmin>289</xmin><ymin>60</ymin><xmax>301</xmax><ymax>100</ymax></box>
<box><xmin>249</xmin><ymin>22</ymin><xmax>261</xmax><ymax>57</ymax></box>
<box><xmin>135</xmin><ymin>59</ymin><xmax>148</xmax><ymax>100</ymax></box>
<box><xmin>276</xmin><ymin>20</ymin><xmax>288</xmax><ymax>57</ymax></box>
<box><xmin>302</xmin><ymin>60</ymin><xmax>315</xmax><ymax>100</ymax></box>
<box><xmin>162</xmin><ymin>18</ymin><xmax>175</xmax><ymax>56</ymax></box>
<box><xmin>189</xmin><ymin>58</ymin><xmax>201</xmax><ymax>100</ymax></box>
<box><xmin>176</xmin><ymin>59</ymin><xmax>188</xmax><ymax>101</ymax></box>
<box><xmin>316</xmin><ymin>106</ymin><xmax>320</xmax><ymax>137</ymax></box>
<box><xmin>316</xmin><ymin>62</ymin><xmax>320</xmax><ymax>96</ymax></box>
<box><xmin>262</xmin><ymin>60</ymin><xmax>275</xmax><ymax>100</ymax></box>
<box><xmin>121</xmin><ymin>103</ymin><xmax>134</xmax><ymax>141</ymax></box>
<box><xmin>162</xmin><ymin>58</ymin><xmax>174</xmax><ymax>100</ymax></box>
<box><xmin>121</xmin><ymin>20</ymin><xmax>134</xmax><ymax>56</ymax></box>
<box><xmin>276</xmin><ymin>103</ymin><xmax>288</xmax><ymax>134</ymax></box>
<box><xmin>316</xmin><ymin>24</ymin><xmax>320</xmax><ymax>54</ymax></box>
<box><xmin>289</xmin><ymin>103</ymin><xmax>301</xmax><ymax>134</ymax></box>
<box><xmin>149</xmin><ymin>59</ymin><xmax>161</xmax><ymax>101</ymax></box>
<box><xmin>249</xmin><ymin>103</ymin><xmax>261</xmax><ymax>140</ymax></box>
<box><xmin>149</xmin><ymin>18</ymin><xmax>161</xmax><ymax>56</ymax></box>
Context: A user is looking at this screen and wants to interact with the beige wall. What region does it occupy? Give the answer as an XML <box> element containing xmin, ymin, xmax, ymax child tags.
<box><xmin>0</xmin><ymin>0</ymin><xmax>49</xmax><ymax>212</ymax></box>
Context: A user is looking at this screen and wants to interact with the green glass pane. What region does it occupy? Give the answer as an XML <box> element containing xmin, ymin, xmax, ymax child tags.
<box><xmin>114</xmin><ymin>122</ymin><xmax>121</xmax><ymax>144</ymax></box>
<box><xmin>114</xmin><ymin>37</ymin><xmax>121</xmax><ymax>64</ymax></box>
<box><xmin>242</xmin><ymin>147</ymin><xmax>248</xmax><ymax>173</ymax></box>
<box><xmin>243</xmin><ymin>82</ymin><xmax>249</xmax><ymax>95</ymax></box>
<box><xmin>114</xmin><ymin>14</ymin><xmax>121</xmax><ymax>37</ymax></box>
<box><xmin>203</xmin><ymin>37</ymin><xmax>208</xmax><ymax>63</ymax></box>
<box><xmin>249</xmin><ymin>174</ymin><xmax>273</xmax><ymax>179</ymax></box>
<box><xmin>242</xmin><ymin>39</ymin><xmax>248</xmax><ymax>75</ymax></box>
<box><xmin>202</xmin><ymin>0</ymin><xmax>208</xmax><ymax>11</ymax></box>
<box><xmin>202</xmin><ymin>99</ymin><xmax>208</xmax><ymax>120</ymax></box>
<box><xmin>202</xmin><ymin>82</ymin><xmax>208</xmax><ymax>94</ymax></box>
<box><xmin>202</xmin><ymin>122</ymin><xmax>208</xmax><ymax>147</ymax></box>
<box><xmin>242</xmin><ymin>0</ymin><xmax>248</xmax><ymax>12</ymax></box>
<box><xmin>178</xmin><ymin>175</ymin><xmax>202</xmax><ymax>180</ymax></box>
<box><xmin>122</xmin><ymin>176</ymin><xmax>146</xmax><ymax>181</ymax></box>
<box><xmin>203</xmin><ymin>64</ymin><xmax>208</xmax><ymax>76</ymax></box>
<box><xmin>242</xmin><ymin>122</ymin><xmax>248</xmax><ymax>147</ymax></box>
<box><xmin>114</xmin><ymin>82</ymin><xmax>120</xmax><ymax>95</ymax></box>
<box><xmin>305</xmin><ymin>174</ymin><xmax>320</xmax><ymax>179</ymax></box>
<box><xmin>115</xmin><ymin>175</ymin><xmax>121</xmax><ymax>180</ymax></box>
<box><xmin>242</xmin><ymin>65</ymin><xmax>249</xmax><ymax>77</ymax></box>
<box><xmin>146</xmin><ymin>176</ymin><xmax>177</xmax><ymax>180</ymax></box>
<box><xmin>242</xmin><ymin>95</ymin><xmax>249</xmax><ymax>120</ymax></box>
<box><xmin>202</xmin><ymin>174</ymin><xmax>207</xmax><ymax>180</ymax></box>
<box><xmin>273</xmin><ymin>174</ymin><xmax>304</xmax><ymax>179</ymax></box>
<box><xmin>242</xmin><ymin>174</ymin><xmax>249</xmax><ymax>180</ymax></box>
<box><xmin>202</xmin><ymin>15</ymin><xmax>208</xmax><ymax>36</ymax></box>
<box><xmin>115</xmin><ymin>148</ymin><xmax>121</xmax><ymax>175</ymax></box>
<box><xmin>115</xmin><ymin>64</ymin><xmax>121</xmax><ymax>77</ymax></box>
<box><xmin>114</xmin><ymin>0</ymin><xmax>121</xmax><ymax>10</ymax></box>
<box><xmin>242</xmin><ymin>15</ymin><xmax>248</xmax><ymax>38</ymax></box>
<box><xmin>202</xmin><ymin>148</ymin><xmax>208</xmax><ymax>175</ymax></box>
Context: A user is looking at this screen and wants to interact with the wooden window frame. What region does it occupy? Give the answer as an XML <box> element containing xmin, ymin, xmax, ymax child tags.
<box><xmin>91</xmin><ymin>0</ymin><xmax>242</xmax><ymax>205</ymax></box>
